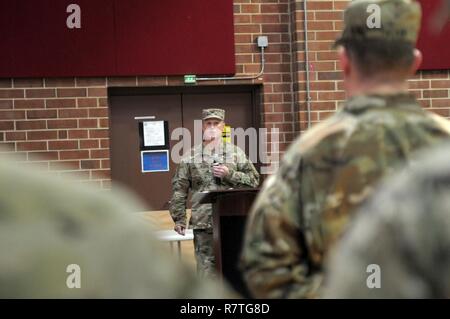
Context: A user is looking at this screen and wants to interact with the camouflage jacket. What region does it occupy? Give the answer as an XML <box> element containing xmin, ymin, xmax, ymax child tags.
<box><xmin>324</xmin><ymin>143</ymin><xmax>450</xmax><ymax>298</ymax></box>
<box><xmin>169</xmin><ymin>142</ymin><xmax>260</xmax><ymax>229</ymax></box>
<box><xmin>240</xmin><ymin>93</ymin><xmax>450</xmax><ymax>299</ymax></box>
<box><xmin>0</xmin><ymin>154</ymin><xmax>230</xmax><ymax>298</ymax></box>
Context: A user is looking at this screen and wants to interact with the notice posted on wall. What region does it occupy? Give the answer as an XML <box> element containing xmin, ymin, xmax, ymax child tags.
<box><xmin>143</xmin><ymin>121</ymin><xmax>166</xmax><ymax>147</ymax></box>
<box><xmin>141</xmin><ymin>150</ymin><xmax>169</xmax><ymax>173</ymax></box>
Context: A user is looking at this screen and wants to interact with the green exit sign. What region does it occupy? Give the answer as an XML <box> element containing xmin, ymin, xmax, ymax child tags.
<box><xmin>184</xmin><ymin>75</ymin><xmax>197</xmax><ymax>84</ymax></box>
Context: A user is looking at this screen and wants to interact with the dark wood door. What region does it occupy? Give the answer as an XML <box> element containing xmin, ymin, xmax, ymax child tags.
<box><xmin>110</xmin><ymin>94</ymin><xmax>182</xmax><ymax>210</ymax></box>
<box><xmin>109</xmin><ymin>86</ymin><xmax>259</xmax><ymax>211</ymax></box>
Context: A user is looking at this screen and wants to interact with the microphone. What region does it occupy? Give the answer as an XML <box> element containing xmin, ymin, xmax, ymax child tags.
<box><xmin>212</xmin><ymin>154</ymin><xmax>222</xmax><ymax>185</ymax></box>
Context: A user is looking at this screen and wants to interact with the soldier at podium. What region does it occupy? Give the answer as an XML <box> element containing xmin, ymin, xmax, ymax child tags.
<box><xmin>169</xmin><ymin>108</ymin><xmax>259</xmax><ymax>278</ymax></box>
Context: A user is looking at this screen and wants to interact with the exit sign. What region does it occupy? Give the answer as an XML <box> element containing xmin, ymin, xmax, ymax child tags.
<box><xmin>184</xmin><ymin>75</ymin><xmax>197</xmax><ymax>84</ymax></box>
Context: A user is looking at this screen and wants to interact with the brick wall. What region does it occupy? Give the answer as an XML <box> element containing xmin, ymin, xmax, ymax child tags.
<box><xmin>0</xmin><ymin>77</ymin><xmax>111</xmax><ymax>188</ymax></box>
<box><xmin>293</xmin><ymin>0</ymin><xmax>450</xmax><ymax>132</ymax></box>
<box><xmin>0</xmin><ymin>0</ymin><xmax>449</xmax><ymax>189</ymax></box>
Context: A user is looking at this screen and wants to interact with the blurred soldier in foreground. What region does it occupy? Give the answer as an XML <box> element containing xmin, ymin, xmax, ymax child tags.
<box><xmin>324</xmin><ymin>144</ymin><xmax>450</xmax><ymax>298</ymax></box>
<box><xmin>170</xmin><ymin>108</ymin><xmax>259</xmax><ymax>278</ymax></box>
<box><xmin>0</xmin><ymin>154</ymin><xmax>227</xmax><ymax>298</ymax></box>
<box><xmin>241</xmin><ymin>0</ymin><xmax>450</xmax><ymax>299</ymax></box>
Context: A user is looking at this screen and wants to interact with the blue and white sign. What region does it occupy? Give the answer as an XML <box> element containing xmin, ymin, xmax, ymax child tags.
<box><xmin>141</xmin><ymin>150</ymin><xmax>169</xmax><ymax>173</ymax></box>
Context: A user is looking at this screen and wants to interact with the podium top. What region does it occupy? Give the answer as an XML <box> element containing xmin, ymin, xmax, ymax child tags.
<box><xmin>194</xmin><ymin>187</ymin><xmax>260</xmax><ymax>204</ymax></box>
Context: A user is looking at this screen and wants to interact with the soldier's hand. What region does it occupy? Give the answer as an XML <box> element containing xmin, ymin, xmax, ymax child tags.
<box><xmin>213</xmin><ymin>165</ymin><xmax>229</xmax><ymax>178</ymax></box>
<box><xmin>174</xmin><ymin>225</ymin><xmax>186</xmax><ymax>236</ymax></box>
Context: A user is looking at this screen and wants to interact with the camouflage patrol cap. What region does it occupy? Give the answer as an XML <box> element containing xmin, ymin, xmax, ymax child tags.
<box><xmin>335</xmin><ymin>0</ymin><xmax>422</xmax><ymax>46</ymax></box>
<box><xmin>202</xmin><ymin>108</ymin><xmax>225</xmax><ymax>121</ymax></box>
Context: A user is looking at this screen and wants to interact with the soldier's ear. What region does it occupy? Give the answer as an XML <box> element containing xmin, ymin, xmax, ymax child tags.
<box><xmin>410</xmin><ymin>49</ymin><xmax>423</xmax><ymax>76</ymax></box>
<box><xmin>338</xmin><ymin>46</ymin><xmax>351</xmax><ymax>78</ymax></box>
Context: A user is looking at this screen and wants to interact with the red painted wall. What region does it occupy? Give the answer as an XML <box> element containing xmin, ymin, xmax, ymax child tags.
<box><xmin>0</xmin><ymin>0</ymin><xmax>235</xmax><ymax>77</ymax></box>
<box><xmin>417</xmin><ymin>0</ymin><xmax>450</xmax><ymax>70</ymax></box>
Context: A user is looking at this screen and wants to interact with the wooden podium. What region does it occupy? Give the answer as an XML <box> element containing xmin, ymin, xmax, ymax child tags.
<box><xmin>198</xmin><ymin>188</ymin><xmax>259</xmax><ymax>298</ymax></box>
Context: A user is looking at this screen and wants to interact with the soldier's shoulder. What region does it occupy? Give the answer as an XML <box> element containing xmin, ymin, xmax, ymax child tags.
<box><xmin>424</xmin><ymin>111</ymin><xmax>450</xmax><ymax>135</ymax></box>
<box><xmin>0</xmin><ymin>154</ymin><xmax>143</xmax><ymax>222</ymax></box>
<box><xmin>263</xmin><ymin>111</ymin><xmax>357</xmax><ymax>186</ymax></box>
<box><xmin>285</xmin><ymin>110</ymin><xmax>357</xmax><ymax>161</ymax></box>
<box><xmin>357</xmin><ymin>143</ymin><xmax>450</xmax><ymax>227</ymax></box>
<box><xmin>344</xmin><ymin>94</ymin><xmax>450</xmax><ymax>131</ymax></box>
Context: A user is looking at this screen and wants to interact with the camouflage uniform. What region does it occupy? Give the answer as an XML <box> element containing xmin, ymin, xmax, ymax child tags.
<box><xmin>0</xmin><ymin>154</ymin><xmax>229</xmax><ymax>298</ymax></box>
<box><xmin>324</xmin><ymin>144</ymin><xmax>450</xmax><ymax>298</ymax></box>
<box><xmin>169</xmin><ymin>109</ymin><xmax>260</xmax><ymax>278</ymax></box>
<box><xmin>240</xmin><ymin>0</ymin><xmax>450</xmax><ymax>299</ymax></box>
